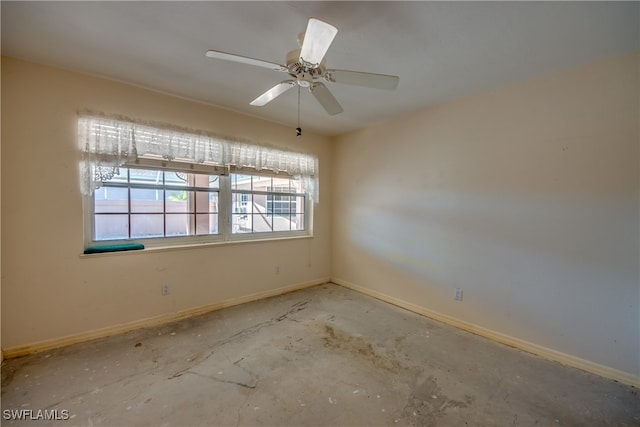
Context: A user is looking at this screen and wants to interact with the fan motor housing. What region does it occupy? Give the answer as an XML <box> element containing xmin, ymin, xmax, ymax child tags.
<box><xmin>286</xmin><ymin>49</ymin><xmax>325</xmax><ymax>80</ymax></box>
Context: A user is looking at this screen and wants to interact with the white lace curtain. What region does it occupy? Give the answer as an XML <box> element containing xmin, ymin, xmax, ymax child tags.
<box><xmin>78</xmin><ymin>114</ymin><xmax>319</xmax><ymax>202</ymax></box>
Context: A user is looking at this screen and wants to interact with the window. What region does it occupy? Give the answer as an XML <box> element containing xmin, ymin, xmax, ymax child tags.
<box><xmin>78</xmin><ymin>114</ymin><xmax>317</xmax><ymax>250</ymax></box>
<box><xmin>85</xmin><ymin>166</ymin><xmax>309</xmax><ymax>248</ymax></box>
<box><xmin>231</xmin><ymin>174</ymin><xmax>306</xmax><ymax>234</ymax></box>
<box><xmin>92</xmin><ymin>168</ymin><xmax>219</xmax><ymax>242</ymax></box>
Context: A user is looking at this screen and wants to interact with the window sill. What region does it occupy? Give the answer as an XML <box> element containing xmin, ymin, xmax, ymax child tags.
<box><xmin>79</xmin><ymin>234</ymin><xmax>313</xmax><ymax>258</ymax></box>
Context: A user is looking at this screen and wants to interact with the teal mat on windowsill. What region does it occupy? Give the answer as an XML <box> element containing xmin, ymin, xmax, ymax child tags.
<box><xmin>84</xmin><ymin>243</ymin><xmax>145</xmax><ymax>254</ymax></box>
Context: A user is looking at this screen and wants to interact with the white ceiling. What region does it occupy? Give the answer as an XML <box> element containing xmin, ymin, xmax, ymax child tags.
<box><xmin>2</xmin><ymin>1</ymin><xmax>638</xmax><ymax>136</ymax></box>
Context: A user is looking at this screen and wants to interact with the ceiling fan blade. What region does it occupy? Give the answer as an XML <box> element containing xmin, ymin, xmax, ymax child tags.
<box><xmin>299</xmin><ymin>18</ymin><xmax>338</xmax><ymax>67</ymax></box>
<box><xmin>250</xmin><ymin>81</ymin><xmax>296</xmax><ymax>106</ymax></box>
<box><xmin>327</xmin><ymin>70</ymin><xmax>399</xmax><ymax>90</ymax></box>
<box><xmin>205</xmin><ymin>50</ymin><xmax>287</xmax><ymax>72</ymax></box>
<box><xmin>310</xmin><ymin>82</ymin><xmax>343</xmax><ymax>116</ymax></box>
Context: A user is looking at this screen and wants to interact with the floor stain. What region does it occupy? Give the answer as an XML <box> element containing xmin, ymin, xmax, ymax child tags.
<box><xmin>0</xmin><ymin>356</ymin><xmax>35</xmax><ymax>392</ymax></box>
<box><xmin>322</xmin><ymin>324</ymin><xmax>404</xmax><ymax>373</ymax></box>
<box><xmin>276</xmin><ymin>300</ymin><xmax>309</xmax><ymax>322</ymax></box>
<box><xmin>185</xmin><ymin>371</ymin><xmax>257</xmax><ymax>389</ymax></box>
<box><xmin>168</xmin><ymin>300</ymin><xmax>310</xmax><ymax>379</ymax></box>
<box><xmin>401</xmin><ymin>375</ymin><xmax>472</xmax><ymax>426</ymax></box>
<box><xmin>1</xmin><ymin>364</ymin><xmax>18</xmax><ymax>390</ymax></box>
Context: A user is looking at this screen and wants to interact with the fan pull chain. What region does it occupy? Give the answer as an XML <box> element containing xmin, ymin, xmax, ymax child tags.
<box><xmin>296</xmin><ymin>85</ymin><xmax>302</xmax><ymax>137</ymax></box>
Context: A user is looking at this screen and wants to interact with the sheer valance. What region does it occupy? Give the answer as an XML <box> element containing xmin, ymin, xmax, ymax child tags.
<box><xmin>78</xmin><ymin>114</ymin><xmax>319</xmax><ymax>202</ymax></box>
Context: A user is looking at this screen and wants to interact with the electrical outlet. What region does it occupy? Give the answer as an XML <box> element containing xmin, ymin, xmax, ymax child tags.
<box><xmin>162</xmin><ymin>283</ymin><xmax>170</xmax><ymax>296</ymax></box>
<box><xmin>454</xmin><ymin>288</ymin><xmax>463</xmax><ymax>301</ymax></box>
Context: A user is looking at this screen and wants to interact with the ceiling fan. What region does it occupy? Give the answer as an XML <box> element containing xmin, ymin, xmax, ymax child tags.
<box><xmin>205</xmin><ymin>18</ymin><xmax>399</xmax><ymax>117</ymax></box>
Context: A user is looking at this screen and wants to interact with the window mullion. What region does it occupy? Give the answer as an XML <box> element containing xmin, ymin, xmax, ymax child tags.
<box><xmin>162</xmin><ymin>172</ymin><xmax>167</xmax><ymax>238</ymax></box>
<box><xmin>127</xmin><ymin>169</ymin><xmax>132</xmax><ymax>239</ymax></box>
<box><xmin>219</xmin><ymin>174</ymin><xmax>232</xmax><ymax>240</ymax></box>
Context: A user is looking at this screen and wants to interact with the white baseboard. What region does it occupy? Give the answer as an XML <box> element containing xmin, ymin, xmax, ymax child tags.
<box><xmin>332</xmin><ymin>277</ymin><xmax>639</xmax><ymax>388</ymax></box>
<box><xmin>3</xmin><ymin>277</ymin><xmax>329</xmax><ymax>359</ymax></box>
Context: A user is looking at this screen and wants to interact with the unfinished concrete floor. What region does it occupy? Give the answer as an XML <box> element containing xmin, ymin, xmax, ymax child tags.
<box><xmin>2</xmin><ymin>283</ymin><xmax>639</xmax><ymax>426</ymax></box>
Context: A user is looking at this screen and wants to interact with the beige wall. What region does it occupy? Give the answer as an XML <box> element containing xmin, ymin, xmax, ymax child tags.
<box><xmin>1</xmin><ymin>57</ymin><xmax>332</xmax><ymax>349</ymax></box>
<box><xmin>332</xmin><ymin>53</ymin><xmax>639</xmax><ymax>377</ymax></box>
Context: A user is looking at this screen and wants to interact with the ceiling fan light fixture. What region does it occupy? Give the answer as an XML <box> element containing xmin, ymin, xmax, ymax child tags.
<box><xmin>297</xmin><ymin>73</ymin><xmax>313</xmax><ymax>88</ymax></box>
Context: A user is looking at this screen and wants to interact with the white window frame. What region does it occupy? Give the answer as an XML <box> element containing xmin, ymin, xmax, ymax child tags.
<box><xmin>229</xmin><ymin>172</ymin><xmax>310</xmax><ymax>240</ymax></box>
<box><xmin>83</xmin><ymin>160</ymin><xmax>312</xmax><ymax>250</ymax></box>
